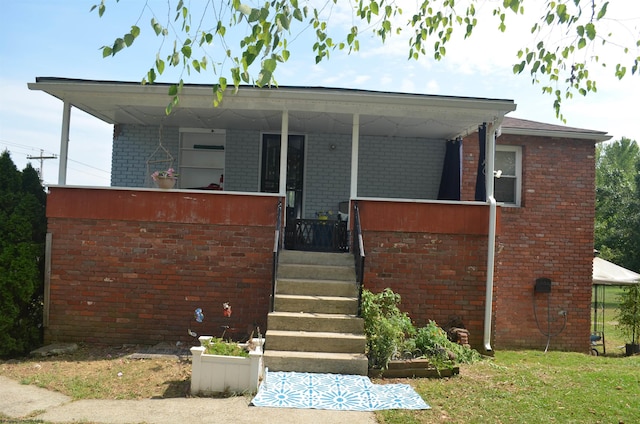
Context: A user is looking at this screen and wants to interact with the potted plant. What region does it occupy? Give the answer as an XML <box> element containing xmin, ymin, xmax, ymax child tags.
<box><xmin>616</xmin><ymin>285</ymin><xmax>640</xmax><ymax>356</ymax></box>
<box><xmin>189</xmin><ymin>305</ymin><xmax>265</xmax><ymax>395</ymax></box>
<box><xmin>190</xmin><ymin>335</ymin><xmax>264</xmax><ymax>395</ymax></box>
<box><xmin>151</xmin><ymin>167</ymin><xmax>179</xmax><ymax>189</ymax></box>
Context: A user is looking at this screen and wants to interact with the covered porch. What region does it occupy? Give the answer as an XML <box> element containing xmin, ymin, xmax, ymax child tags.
<box><xmin>32</xmin><ymin>78</ymin><xmax>514</xmax><ymax>351</ymax></box>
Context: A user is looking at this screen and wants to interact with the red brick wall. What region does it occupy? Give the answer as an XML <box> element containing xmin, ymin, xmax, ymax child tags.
<box><xmin>359</xmin><ymin>200</ymin><xmax>495</xmax><ymax>348</ymax></box>
<box><xmin>461</xmin><ymin>132</ymin><xmax>596</xmax><ymax>352</ymax></box>
<box><xmin>45</xmin><ymin>188</ymin><xmax>279</xmax><ymax>345</ymax></box>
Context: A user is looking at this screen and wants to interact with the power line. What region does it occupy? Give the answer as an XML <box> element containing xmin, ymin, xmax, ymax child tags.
<box><xmin>27</xmin><ymin>149</ymin><xmax>57</xmax><ymax>182</ymax></box>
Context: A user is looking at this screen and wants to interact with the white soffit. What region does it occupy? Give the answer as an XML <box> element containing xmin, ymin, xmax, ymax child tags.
<box><xmin>28</xmin><ymin>78</ymin><xmax>517</xmax><ymax>140</ymax></box>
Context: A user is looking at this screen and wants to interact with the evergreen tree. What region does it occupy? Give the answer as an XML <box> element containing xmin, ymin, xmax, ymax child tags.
<box><xmin>0</xmin><ymin>150</ymin><xmax>46</xmax><ymax>357</ymax></box>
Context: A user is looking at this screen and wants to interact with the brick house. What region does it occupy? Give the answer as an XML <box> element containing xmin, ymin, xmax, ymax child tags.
<box><xmin>30</xmin><ymin>77</ymin><xmax>609</xmax><ymax>355</ymax></box>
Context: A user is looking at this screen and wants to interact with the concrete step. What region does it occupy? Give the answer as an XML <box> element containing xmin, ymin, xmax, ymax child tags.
<box><xmin>266</xmin><ymin>330</ymin><xmax>366</xmax><ymax>353</ymax></box>
<box><xmin>267</xmin><ymin>311</ymin><xmax>364</xmax><ymax>333</ymax></box>
<box><xmin>264</xmin><ymin>350</ymin><xmax>369</xmax><ymax>375</ymax></box>
<box><xmin>277</xmin><ymin>263</ymin><xmax>356</xmax><ymax>281</ymax></box>
<box><xmin>276</xmin><ymin>277</ymin><xmax>358</xmax><ymax>297</ymax></box>
<box><xmin>279</xmin><ymin>250</ymin><xmax>354</xmax><ymax>266</ymax></box>
<box><xmin>274</xmin><ymin>294</ymin><xmax>358</xmax><ymax>315</ymax></box>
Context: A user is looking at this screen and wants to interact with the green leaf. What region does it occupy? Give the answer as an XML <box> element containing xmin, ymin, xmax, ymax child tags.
<box><xmin>112</xmin><ymin>38</ymin><xmax>125</xmax><ymax>54</ymax></box>
<box><xmin>257</xmin><ymin>69</ymin><xmax>272</xmax><ymax>86</ymax></box>
<box><xmin>578</xmin><ymin>37</ymin><xmax>586</xmax><ymax>49</ymax></box>
<box><xmin>597</xmin><ymin>2</ymin><xmax>608</xmax><ymax>20</ymax></box>
<box><xmin>124</xmin><ymin>33</ymin><xmax>134</xmax><ymax>47</ymax></box>
<box><xmin>156</xmin><ymin>58</ymin><xmax>165</xmax><ymax>74</ymax></box>
<box><xmin>182</xmin><ymin>45</ymin><xmax>192</xmax><ymax>58</ymax></box>
<box><xmin>146</xmin><ymin>68</ymin><xmax>156</xmax><ymax>84</ymax></box>
<box><xmin>248</xmin><ymin>8</ymin><xmax>261</xmax><ymax>22</ymax></box>
<box><xmin>151</xmin><ymin>18</ymin><xmax>162</xmax><ymax>36</ymax></box>
<box><xmin>102</xmin><ymin>46</ymin><xmax>112</xmax><ymax>58</ymax></box>
<box><xmin>585</xmin><ymin>23</ymin><xmax>596</xmax><ymax>40</ymax></box>
<box><xmin>130</xmin><ymin>25</ymin><xmax>140</xmax><ymax>38</ymax></box>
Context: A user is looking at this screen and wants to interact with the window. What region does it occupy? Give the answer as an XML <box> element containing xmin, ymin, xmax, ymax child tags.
<box><xmin>494</xmin><ymin>145</ymin><xmax>522</xmax><ymax>206</ymax></box>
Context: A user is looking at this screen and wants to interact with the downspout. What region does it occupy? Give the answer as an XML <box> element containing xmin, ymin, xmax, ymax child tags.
<box><xmin>484</xmin><ymin>122</ymin><xmax>498</xmax><ymax>353</ymax></box>
<box><xmin>58</xmin><ymin>101</ymin><xmax>71</xmax><ymax>185</ymax></box>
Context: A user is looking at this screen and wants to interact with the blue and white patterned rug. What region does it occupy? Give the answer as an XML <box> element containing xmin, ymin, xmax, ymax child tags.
<box><xmin>251</xmin><ymin>371</ymin><xmax>431</xmax><ymax>411</ymax></box>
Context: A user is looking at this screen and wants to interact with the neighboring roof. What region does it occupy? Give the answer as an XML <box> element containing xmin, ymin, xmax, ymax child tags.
<box><xmin>28</xmin><ymin>77</ymin><xmax>516</xmax><ymax>140</ymax></box>
<box><xmin>501</xmin><ymin>116</ymin><xmax>611</xmax><ymax>142</ymax></box>
<box><xmin>593</xmin><ymin>257</ymin><xmax>640</xmax><ymax>286</ymax></box>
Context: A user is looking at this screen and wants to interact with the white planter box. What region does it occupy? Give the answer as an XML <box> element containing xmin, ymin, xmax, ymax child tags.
<box><xmin>190</xmin><ymin>336</ymin><xmax>264</xmax><ymax>395</ymax></box>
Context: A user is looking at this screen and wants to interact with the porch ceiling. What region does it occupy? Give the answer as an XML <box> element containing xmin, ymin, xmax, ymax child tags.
<box><xmin>29</xmin><ymin>78</ymin><xmax>517</xmax><ymax>139</ymax></box>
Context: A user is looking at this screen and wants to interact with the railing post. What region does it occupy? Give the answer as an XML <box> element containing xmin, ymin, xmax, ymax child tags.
<box><xmin>271</xmin><ymin>199</ymin><xmax>282</xmax><ymax>312</ymax></box>
<box><xmin>352</xmin><ymin>201</ymin><xmax>365</xmax><ymax>316</ymax></box>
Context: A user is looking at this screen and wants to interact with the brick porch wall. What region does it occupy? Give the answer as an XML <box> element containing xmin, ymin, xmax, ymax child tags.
<box><xmin>461</xmin><ymin>132</ymin><xmax>595</xmax><ymax>352</ymax></box>
<box><xmin>358</xmin><ymin>200</ymin><xmax>495</xmax><ymax>349</ymax></box>
<box><xmin>45</xmin><ymin>187</ymin><xmax>279</xmax><ymax>346</ymax></box>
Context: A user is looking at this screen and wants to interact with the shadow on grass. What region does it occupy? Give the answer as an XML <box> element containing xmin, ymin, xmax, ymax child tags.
<box><xmin>155</xmin><ymin>379</ymin><xmax>191</xmax><ymax>398</ymax></box>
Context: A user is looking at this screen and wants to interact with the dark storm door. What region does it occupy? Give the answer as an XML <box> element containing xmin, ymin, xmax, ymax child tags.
<box><xmin>260</xmin><ymin>134</ymin><xmax>305</xmax><ymax>244</ymax></box>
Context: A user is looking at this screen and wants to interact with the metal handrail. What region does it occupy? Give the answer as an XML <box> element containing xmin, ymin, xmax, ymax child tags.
<box><xmin>270</xmin><ymin>199</ymin><xmax>282</xmax><ymax>312</ymax></box>
<box><xmin>352</xmin><ymin>201</ymin><xmax>365</xmax><ymax>316</ymax></box>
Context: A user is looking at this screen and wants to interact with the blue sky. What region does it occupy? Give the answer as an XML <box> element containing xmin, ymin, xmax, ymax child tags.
<box><xmin>1</xmin><ymin>1</ymin><xmax>638</xmax><ymax>186</ymax></box>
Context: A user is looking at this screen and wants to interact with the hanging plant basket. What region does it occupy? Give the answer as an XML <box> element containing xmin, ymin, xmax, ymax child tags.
<box><xmin>155</xmin><ymin>177</ymin><xmax>176</xmax><ymax>189</ymax></box>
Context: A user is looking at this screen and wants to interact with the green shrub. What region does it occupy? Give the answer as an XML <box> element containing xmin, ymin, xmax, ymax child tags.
<box><xmin>361</xmin><ymin>288</ymin><xmax>415</xmax><ymax>369</ymax></box>
<box><xmin>414</xmin><ymin>321</ymin><xmax>482</xmax><ymax>368</ymax></box>
<box><xmin>362</xmin><ymin>288</ymin><xmax>482</xmax><ymax>370</ymax></box>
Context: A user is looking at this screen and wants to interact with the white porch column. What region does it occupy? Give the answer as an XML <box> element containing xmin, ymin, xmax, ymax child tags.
<box><xmin>58</xmin><ymin>101</ymin><xmax>71</xmax><ymax>185</ymax></box>
<box><xmin>350</xmin><ymin>114</ymin><xmax>360</xmax><ymax>199</ymax></box>
<box><xmin>279</xmin><ymin>110</ymin><xmax>289</xmax><ymax>195</ymax></box>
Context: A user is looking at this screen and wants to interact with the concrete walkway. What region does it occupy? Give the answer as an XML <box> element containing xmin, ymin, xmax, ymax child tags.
<box><xmin>0</xmin><ymin>376</ymin><xmax>377</xmax><ymax>424</ymax></box>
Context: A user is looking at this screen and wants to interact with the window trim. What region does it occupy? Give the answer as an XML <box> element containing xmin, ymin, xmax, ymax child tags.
<box><xmin>495</xmin><ymin>145</ymin><xmax>522</xmax><ymax>207</ymax></box>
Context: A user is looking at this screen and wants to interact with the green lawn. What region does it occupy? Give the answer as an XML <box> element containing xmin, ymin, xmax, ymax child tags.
<box><xmin>376</xmin><ymin>350</ymin><xmax>640</xmax><ymax>424</ymax></box>
<box><xmin>592</xmin><ymin>285</ymin><xmax>628</xmax><ymax>355</ymax></box>
<box><xmin>375</xmin><ymin>286</ymin><xmax>639</xmax><ymax>423</ymax></box>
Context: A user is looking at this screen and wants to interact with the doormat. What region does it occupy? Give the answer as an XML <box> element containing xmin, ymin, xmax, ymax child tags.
<box><xmin>251</xmin><ymin>371</ymin><xmax>430</xmax><ymax>411</ymax></box>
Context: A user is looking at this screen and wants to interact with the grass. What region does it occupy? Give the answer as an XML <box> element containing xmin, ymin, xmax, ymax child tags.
<box><xmin>592</xmin><ymin>285</ymin><xmax>629</xmax><ymax>355</ymax></box>
<box><xmin>1</xmin><ymin>287</ymin><xmax>637</xmax><ymax>422</ymax></box>
<box><xmin>1</xmin><ymin>345</ymin><xmax>638</xmax><ymax>424</ymax></box>
<box><xmin>0</xmin><ymin>344</ymin><xmax>191</xmax><ymax>400</ymax></box>
<box><xmin>376</xmin><ymin>351</ymin><xmax>640</xmax><ymax>424</ymax></box>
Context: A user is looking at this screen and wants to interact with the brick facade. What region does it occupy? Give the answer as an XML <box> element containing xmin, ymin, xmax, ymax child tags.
<box><xmin>461</xmin><ymin>132</ymin><xmax>596</xmax><ymax>351</ymax></box>
<box><xmin>45</xmin><ymin>188</ymin><xmax>279</xmax><ymax>345</ymax></box>
<box><xmin>47</xmin><ymin>125</ymin><xmax>597</xmax><ymax>353</ymax></box>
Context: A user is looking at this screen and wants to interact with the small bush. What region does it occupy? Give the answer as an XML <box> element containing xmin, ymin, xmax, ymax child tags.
<box><xmin>362</xmin><ymin>288</ymin><xmax>482</xmax><ymax>370</ymax></box>
<box><xmin>202</xmin><ymin>337</ymin><xmax>249</xmax><ymax>357</ymax></box>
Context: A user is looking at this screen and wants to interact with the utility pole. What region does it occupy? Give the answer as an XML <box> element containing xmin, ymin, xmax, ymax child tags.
<box><xmin>27</xmin><ymin>149</ymin><xmax>57</xmax><ymax>183</ymax></box>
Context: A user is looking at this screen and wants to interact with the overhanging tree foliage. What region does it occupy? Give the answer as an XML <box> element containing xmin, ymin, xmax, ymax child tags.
<box><xmin>595</xmin><ymin>138</ymin><xmax>640</xmax><ymax>273</ymax></box>
<box><xmin>0</xmin><ymin>150</ymin><xmax>46</xmax><ymax>357</ymax></box>
<box><xmin>92</xmin><ymin>0</ymin><xmax>639</xmax><ymax>120</ymax></box>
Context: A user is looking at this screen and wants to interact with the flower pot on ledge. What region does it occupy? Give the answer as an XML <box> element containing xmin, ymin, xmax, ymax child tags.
<box><xmin>155</xmin><ymin>177</ymin><xmax>176</xmax><ymax>189</ymax></box>
<box><xmin>190</xmin><ymin>336</ymin><xmax>264</xmax><ymax>395</ymax></box>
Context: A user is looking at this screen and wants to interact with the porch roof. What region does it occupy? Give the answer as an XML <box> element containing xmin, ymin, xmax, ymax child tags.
<box><xmin>29</xmin><ymin>77</ymin><xmax>516</xmax><ymax>140</ymax></box>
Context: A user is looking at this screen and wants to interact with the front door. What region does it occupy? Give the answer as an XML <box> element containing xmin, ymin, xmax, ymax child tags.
<box><xmin>260</xmin><ymin>134</ymin><xmax>305</xmax><ymax>243</ymax></box>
